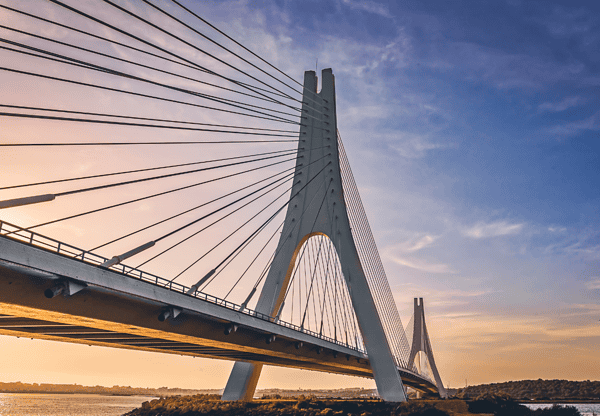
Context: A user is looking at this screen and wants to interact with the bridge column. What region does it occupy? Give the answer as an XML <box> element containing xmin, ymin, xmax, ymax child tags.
<box><xmin>408</xmin><ymin>298</ymin><xmax>447</xmax><ymax>398</ymax></box>
<box><xmin>222</xmin><ymin>69</ymin><xmax>407</xmax><ymax>402</ymax></box>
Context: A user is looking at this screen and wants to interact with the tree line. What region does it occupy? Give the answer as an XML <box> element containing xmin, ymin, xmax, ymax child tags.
<box><xmin>456</xmin><ymin>379</ymin><xmax>600</xmax><ymax>400</ymax></box>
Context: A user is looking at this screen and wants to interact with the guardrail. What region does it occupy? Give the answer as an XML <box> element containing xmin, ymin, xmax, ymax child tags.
<box><xmin>0</xmin><ymin>220</ymin><xmax>366</xmax><ymax>355</ymax></box>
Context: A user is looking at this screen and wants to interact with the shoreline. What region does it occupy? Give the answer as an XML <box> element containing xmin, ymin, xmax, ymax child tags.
<box><xmin>0</xmin><ymin>391</ymin><xmax>160</xmax><ymax>397</ymax></box>
<box><xmin>0</xmin><ymin>391</ymin><xmax>598</xmax><ymax>403</ymax></box>
<box><xmin>518</xmin><ymin>400</ymin><xmax>600</xmax><ymax>404</ymax></box>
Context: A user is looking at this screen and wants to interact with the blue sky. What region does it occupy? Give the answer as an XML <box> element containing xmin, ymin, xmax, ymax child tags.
<box><xmin>199</xmin><ymin>0</ymin><xmax>600</xmax><ymax>384</ymax></box>
<box><xmin>0</xmin><ymin>0</ymin><xmax>598</xmax><ymax>389</ymax></box>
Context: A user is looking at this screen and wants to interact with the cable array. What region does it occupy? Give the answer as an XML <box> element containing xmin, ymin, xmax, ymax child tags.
<box><xmin>0</xmin><ymin>0</ymin><xmax>417</xmax><ymax>368</ymax></box>
<box><xmin>0</xmin><ymin>0</ymin><xmax>309</xmax><ymax>296</ymax></box>
<box><xmin>338</xmin><ymin>132</ymin><xmax>413</xmax><ymax>368</ymax></box>
<box><xmin>278</xmin><ymin>234</ymin><xmax>365</xmax><ymax>351</ymax></box>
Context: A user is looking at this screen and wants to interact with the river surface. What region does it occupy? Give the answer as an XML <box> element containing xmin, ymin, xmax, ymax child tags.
<box><xmin>523</xmin><ymin>402</ymin><xmax>600</xmax><ymax>415</ymax></box>
<box><xmin>0</xmin><ymin>394</ymin><xmax>599</xmax><ymax>416</ymax></box>
<box><xmin>0</xmin><ymin>393</ymin><xmax>157</xmax><ymax>416</ymax></box>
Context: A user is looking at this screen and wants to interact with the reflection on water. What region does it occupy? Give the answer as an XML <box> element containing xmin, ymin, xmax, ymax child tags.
<box><xmin>0</xmin><ymin>393</ymin><xmax>157</xmax><ymax>416</ymax></box>
<box><xmin>523</xmin><ymin>402</ymin><xmax>600</xmax><ymax>416</ymax></box>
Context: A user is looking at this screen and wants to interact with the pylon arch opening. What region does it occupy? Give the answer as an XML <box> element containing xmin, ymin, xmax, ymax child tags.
<box><xmin>277</xmin><ymin>232</ymin><xmax>364</xmax><ymax>351</ymax></box>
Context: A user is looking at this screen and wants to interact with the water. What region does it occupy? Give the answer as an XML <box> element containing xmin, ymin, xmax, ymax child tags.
<box><xmin>1</xmin><ymin>395</ymin><xmax>598</xmax><ymax>416</ymax></box>
<box><xmin>523</xmin><ymin>402</ymin><xmax>600</xmax><ymax>416</ymax></box>
<box><xmin>0</xmin><ymin>393</ymin><xmax>157</xmax><ymax>416</ymax></box>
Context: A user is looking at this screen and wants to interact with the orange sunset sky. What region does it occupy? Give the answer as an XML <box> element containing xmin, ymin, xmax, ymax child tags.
<box><xmin>1</xmin><ymin>0</ymin><xmax>599</xmax><ymax>391</ymax></box>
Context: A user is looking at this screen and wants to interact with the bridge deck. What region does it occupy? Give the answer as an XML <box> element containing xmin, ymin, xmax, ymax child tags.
<box><xmin>0</xmin><ymin>229</ymin><xmax>437</xmax><ymax>395</ymax></box>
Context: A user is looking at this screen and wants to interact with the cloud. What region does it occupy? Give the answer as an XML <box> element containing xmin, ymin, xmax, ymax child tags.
<box><xmin>585</xmin><ymin>279</ymin><xmax>600</xmax><ymax>290</ymax></box>
<box><xmin>569</xmin><ymin>304</ymin><xmax>600</xmax><ymax>317</ymax></box>
<box><xmin>418</xmin><ymin>40</ymin><xmax>586</xmax><ymax>91</ymax></box>
<box><xmin>393</xmin><ymin>234</ymin><xmax>438</xmax><ymax>253</ymax></box>
<box><xmin>388</xmin><ymin>255</ymin><xmax>455</xmax><ymax>274</ymax></box>
<box><xmin>537</xmin><ymin>96</ymin><xmax>583</xmax><ymax>113</ymax></box>
<box><xmin>444</xmin><ymin>289</ymin><xmax>496</xmax><ymax>297</ymax></box>
<box><xmin>341</xmin><ymin>0</ymin><xmax>393</xmax><ymax>18</ymax></box>
<box><xmin>432</xmin><ymin>312</ymin><xmax>481</xmax><ymax>319</ymax></box>
<box><xmin>437</xmin><ymin>313</ymin><xmax>600</xmax><ymax>342</ymax></box>
<box><xmin>403</xmin><ymin>286</ymin><xmax>496</xmax><ymax>305</ymax></box>
<box><xmin>388</xmin><ymin>133</ymin><xmax>448</xmax><ymax>159</ymax></box>
<box><xmin>536</xmin><ymin>5</ymin><xmax>596</xmax><ymax>38</ymax></box>
<box><xmin>544</xmin><ymin>229</ymin><xmax>600</xmax><ymax>260</ymax></box>
<box><xmin>463</xmin><ymin>221</ymin><xmax>524</xmax><ymax>239</ymax></box>
<box><xmin>422</xmin><ymin>288</ymin><xmax>497</xmax><ymax>308</ymax></box>
<box><xmin>543</xmin><ymin>110</ymin><xmax>600</xmax><ymax>139</ymax></box>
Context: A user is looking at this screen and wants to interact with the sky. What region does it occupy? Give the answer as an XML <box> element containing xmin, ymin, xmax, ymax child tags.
<box><xmin>0</xmin><ymin>0</ymin><xmax>599</xmax><ymax>391</ymax></box>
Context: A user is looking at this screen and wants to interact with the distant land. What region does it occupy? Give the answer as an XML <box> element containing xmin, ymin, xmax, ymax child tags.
<box><xmin>456</xmin><ymin>379</ymin><xmax>600</xmax><ymax>401</ymax></box>
<box><xmin>256</xmin><ymin>387</ymin><xmax>379</xmax><ymax>399</ymax></box>
<box><xmin>0</xmin><ymin>382</ymin><xmax>378</xmax><ymax>398</ymax></box>
<box><xmin>0</xmin><ymin>381</ymin><xmax>218</xmax><ymax>396</ymax></box>
<box><xmin>1</xmin><ymin>379</ymin><xmax>598</xmax><ymax>401</ymax></box>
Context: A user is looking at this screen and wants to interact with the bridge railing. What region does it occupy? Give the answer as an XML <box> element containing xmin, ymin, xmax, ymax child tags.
<box><xmin>0</xmin><ymin>220</ymin><xmax>366</xmax><ymax>355</ymax></box>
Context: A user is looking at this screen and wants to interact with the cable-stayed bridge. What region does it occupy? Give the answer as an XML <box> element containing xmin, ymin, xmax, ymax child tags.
<box><xmin>0</xmin><ymin>0</ymin><xmax>446</xmax><ymax>401</ymax></box>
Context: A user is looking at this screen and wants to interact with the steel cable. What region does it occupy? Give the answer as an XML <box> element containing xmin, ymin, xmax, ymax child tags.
<box><xmin>142</xmin><ymin>0</ymin><xmax>304</xmax><ymax>101</ymax></box>
<box><xmin>0</xmin><ymin>44</ymin><xmax>301</xmax><ymax>123</ymax></box>
<box><xmin>338</xmin><ymin>133</ymin><xmax>412</xmax><ymax>366</ymax></box>
<box><xmin>0</xmin><ymin>66</ymin><xmax>300</xmax><ymax>125</ymax></box>
<box><xmin>141</xmin><ymin>173</ymin><xmax>293</xmax><ymax>273</ymax></box>
<box><xmin>23</xmin><ymin>157</ymin><xmax>295</xmax><ymax>230</ymax></box>
<box><xmin>53</xmin><ymin>152</ymin><xmax>296</xmax><ymax>198</ymax></box>
<box><xmin>47</xmin><ymin>0</ymin><xmax>303</xmax><ymax>110</ymax></box>
<box><xmin>101</xmin><ymin>0</ymin><xmax>299</xmax><ymax>103</ymax></box>
<box><xmin>88</xmin><ymin>167</ymin><xmax>296</xmax><ymax>252</ymax></box>
<box><xmin>170</xmin><ymin>0</ymin><xmax>327</xmax><ymax>109</ymax></box>
<box><xmin>0</xmin><ymin>149</ymin><xmax>295</xmax><ymax>191</ymax></box>
<box><xmin>0</xmin><ymin>24</ymin><xmax>292</xmax><ymax>108</ymax></box>
<box><xmin>0</xmin><ymin>140</ymin><xmax>297</xmax><ymax>147</ymax></box>
<box><xmin>0</xmin><ymin>104</ymin><xmax>297</xmax><ymax>133</ymax></box>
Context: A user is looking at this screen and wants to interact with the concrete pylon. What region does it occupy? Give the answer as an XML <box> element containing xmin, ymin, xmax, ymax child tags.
<box><xmin>221</xmin><ymin>69</ymin><xmax>407</xmax><ymax>402</ymax></box>
<box><xmin>407</xmin><ymin>298</ymin><xmax>447</xmax><ymax>398</ymax></box>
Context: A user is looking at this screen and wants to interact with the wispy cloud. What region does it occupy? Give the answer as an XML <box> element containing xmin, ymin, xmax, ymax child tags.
<box><xmin>585</xmin><ymin>279</ymin><xmax>600</xmax><ymax>290</ymax></box>
<box><xmin>463</xmin><ymin>221</ymin><xmax>524</xmax><ymax>239</ymax></box>
<box><xmin>537</xmin><ymin>96</ymin><xmax>583</xmax><ymax>113</ymax></box>
<box><xmin>422</xmin><ymin>288</ymin><xmax>498</xmax><ymax>308</ymax></box>
<box><xmin>543</xmin><ymin>228</ymin><xmax>600</xmax><ymax>260</ymax></box>
<box><xmin>431</xmin><ymin>312</ymin><xmax>481</xmax><ymax>319</ymax></box>
<box><xmin>543</xmin><ymin>110</ymin><xmax>600</xmax><ymax>139</ymax></box>
<box><xmin>394</xmin><ymin>234</ymin><xmax>439</xmax><ymax>253</ymax></box>
<box><xmin>391</xmin><ymin>284</ymin><xmax>498</xmax><ymax>318</ymax></box>
<box><xmin>434</xmin><ymin>313</ymin><xmax>600</xmax><ymax>341</ymax></box>
<box><xmin>536</xmin><ymin>5</ymin><xmax>597</xmax><ymax>38</ymax></box>
<box><xmin>341</xmin><ymin>0</ymin><xmax>393</xmax><ymax>18</ymax></box>
<box><xmin>565</xmin><ymin>243</ymin><xmax>600</xmax><ymax>259</ymax></box>
<box><xmin>388</xmin><ymin>255</ymin><xmax>455</xmax><ymax>274</ymax></box>
<box><xmin>419</xmin><ymin>40</ymin><xmax>586</xmax><ymax>91</ymax></box>
<box><xmin>388</xmin><ymin>133</ymin><xmax>448</xmax><ymax>159</ymax></box>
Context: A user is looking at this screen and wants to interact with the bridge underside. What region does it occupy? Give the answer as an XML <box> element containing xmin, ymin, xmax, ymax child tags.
<box><xmin>0</xmin><ymin>236</ymin><xmax>437</xmax><ymax>395</ymax></box>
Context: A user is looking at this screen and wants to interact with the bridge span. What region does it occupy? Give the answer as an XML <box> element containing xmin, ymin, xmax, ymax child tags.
<box><xmin>0</xmin><ymin>226</ymin><xmax>437</xmax><ymax>395</ymax></box>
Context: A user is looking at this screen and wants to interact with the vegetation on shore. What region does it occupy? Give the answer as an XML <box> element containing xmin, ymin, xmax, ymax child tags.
<box><xmin>457</xmin><ymin>380</ymin><xmax>600</xmax><ymax>401</ymax></box>
<box><xmin>124</xmin><ymin>394</ymin><xmax>587</xmax><ymax>416</ymax></box>
<box><xmin>0</xmin><ymin>381</ymin><xmax>216</xmax><ymax>396</ymax></box>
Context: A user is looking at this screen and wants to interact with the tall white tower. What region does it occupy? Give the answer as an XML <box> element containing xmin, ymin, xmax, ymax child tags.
<box><xmin>222</xmin><ymin>69</ymin><xmax>407</xmax><ymax>402</ymax></box>
<box><xmin>408</xmin><ymin>298</ymin><xmax>447</xmax><ymax>398</ymax></box>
